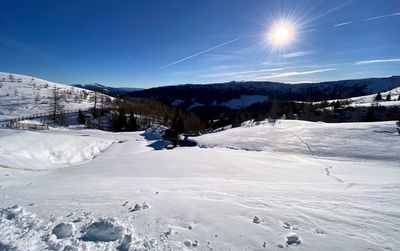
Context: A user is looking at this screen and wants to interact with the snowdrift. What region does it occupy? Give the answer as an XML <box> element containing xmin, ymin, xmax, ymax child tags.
<box><xmin>0</xmin><ymin>129</ymin><xmax>115</xmax><ymax>170</ymax></box>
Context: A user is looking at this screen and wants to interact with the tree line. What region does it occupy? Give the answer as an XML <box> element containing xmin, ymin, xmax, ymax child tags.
<box><xmin>50</xmin><ymin>84</ymin><xmax>399</xmax><ymax>132</ymax></box>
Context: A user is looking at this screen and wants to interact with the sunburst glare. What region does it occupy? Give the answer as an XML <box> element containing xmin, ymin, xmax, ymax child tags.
<box><xmin>267</xmin><ymin>20</ymin><xmax>296</xmax><ymax>48</ymax></box>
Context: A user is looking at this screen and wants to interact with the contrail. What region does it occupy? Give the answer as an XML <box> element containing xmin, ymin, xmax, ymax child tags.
<box><xmin>355</xmin><ymin>58</ymin><xmax>400</xmax><ymax>65</ymax></box>
<box><xmin>333</xmin><ymin>21</ymin><xmax>353</xmax><ymax>27</ymax></box>
<box><xmin>334</xmin><ymin>12</ymin><xmax>400</xmax><ymax>27</ymax></box>
<box><xmin>364</xmin><ymin>12</ymin><xmax>400</xmax><ymax>21</ymax></box>
<box><xmin>160</xmin><ymin>37</ymin><xmax>242</xmax><ymax>69</ymax></box>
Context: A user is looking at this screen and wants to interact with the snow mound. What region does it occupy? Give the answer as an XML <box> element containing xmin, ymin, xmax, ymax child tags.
<box><xmin>0</xmin><ymin>129</ymin><xmax>115</xmax><ymax>170</ymax></box>
<box><xmin>52</xmin><ymin>222</ymin><xmax>75</xmax><ymax>239</ymax></box>
<box><xmin>143</xmin><ymin>124</ymin><xmax>167</xmax><ymax>140</ymax></box>
<box><xmin>82</xmin><ymin>218</ymin><xmax>124</xmax><ymax>242</ymax></box>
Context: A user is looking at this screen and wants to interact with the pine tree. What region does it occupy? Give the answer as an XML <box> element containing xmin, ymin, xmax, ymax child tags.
<box><xmin>78</xmin><ymin>109</ymin><xmax>85</xmax><ymax>124</ymax></box>
<box><xmin>375</xmin><ymin>92</ymin><xmax>382</xmax><ymax>101</ymax></box>
<box><xmin>171</xmin><ymin>112</ymin><xmax>184</xmax><ymax>132</ymax></box>
<box><xmin>112</xmin><ymin>107</ymin><xmax>127</xmax><ymax>131</ymax></box>
<box><xmin>366</xmin><ymin>102</ymin><xmax>377</xmax><ymax>122</ymax></box>
<box><xmin>268</xmin><ymin>100</ymin><xmax>280</xmax><ymax>119</ymax></box>
<box><xmin>351</xmin><ymin>108</ymin><xmax>361</xmax><ymax>122</ymax></box>
<box><xmin>127</xmin><ymin>112</ymin><xmax>138</xmax><ymax>131</ymax></box>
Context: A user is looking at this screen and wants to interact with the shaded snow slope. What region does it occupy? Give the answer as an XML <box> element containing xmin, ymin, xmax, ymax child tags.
<box><xmin>0</xmin><ymin>120</ymin><xmax>399</xmax><ymax>250</ymax></box>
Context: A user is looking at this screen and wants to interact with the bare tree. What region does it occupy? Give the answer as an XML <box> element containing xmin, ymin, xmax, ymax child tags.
<box><xmin>8</xmin><ymin>74</ymin><xmax>15</xmax><ymax>82</ymax></box>
<box><xmin>34</xmin><ymin>92</ymin><xmax>40</xmax><ymax>103</ymax></box>
<box><xmin>89</xmin><ymin>84</ymin><xmax>102</xmax><ymax>117</ymax></box>
<box><xmin>50</xmin><ymin>86</ymin><xmax>64</xmax><ymax>123</ymax></box>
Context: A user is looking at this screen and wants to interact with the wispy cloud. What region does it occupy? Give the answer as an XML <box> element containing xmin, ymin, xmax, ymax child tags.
<box><xmin>283</xmin><ymin>50</ymin><xmax>315</xmax><ymax>58</ymax></box>
<box><xmin>160</xmin><ymin>37</ymin><xmax>242</xmax><ymax>69</ymax></box>
<box><xmin>198</xmin><ymin>68</ymin><xmax>285</xmax><ymax>78</ymax></box>
<box><xmin>355</xmin><ymin>58</ymin><xmax>400</xmax><ymax>65</ymax></box>
<box><xmin>256</xmin><ymin>68</ymin><xmax>336</xmax><ymax>80</ymax></box>
<box><xmin>334</xmin><ymin>12</ymin><xmax>400</xmax><ymax>27</ymax></box>
<box><xmin>333</xmin><ymin>21</ymin><xmax>354</xmax><ymax>27</ymax></box>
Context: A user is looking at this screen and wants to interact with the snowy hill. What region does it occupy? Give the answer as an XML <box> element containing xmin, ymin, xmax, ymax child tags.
<box><xmin>341</xmin><ymin>86</ymin><xmax>400</xmax><ymax>107</ymax></box>
<box><xmin>0</xmin><ymin>72</ymin><xmax>108</xmax><ymax>121</ymax></box>
<box><xmin>0</xmin><ymin>120</ymin><xmax>399</xmax><ymax>250</ymax></box>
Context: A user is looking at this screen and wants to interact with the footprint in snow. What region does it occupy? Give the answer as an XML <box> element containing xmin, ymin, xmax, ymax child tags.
<box><xmin>253</xmin><ymin>216</ymin><xmax>261</xmax><ymax>224</ymax></box>
<box><xmin>286</xmin><ymin>232</ymin><xmax>301</xmax><ymax>246</ymax></box>
<box><xmin>52</xmin><ymin>222</ymin><xmax>75</xmax><ymax>239</ymax></box>
<box><xmin>129</xmin><ymin>202</ymin><xmax>149</xmax><ymax>212</ymax></box>
<box><xmin>282</xmin><ymin>221</ymin><xmax>300</xmax><ymax>230</ymax></box>
<box><xmin>184</xmin><ymin>239</ymin><xmax>199</xmax><ymax>247</ymax></box>
<box><xmin>315</xmin><ymin>228</ymin><xmax>325</xmax><ymax>235</ymax></box>
<box><xmin>81</xmin><ymin>218</ymin><xmax>124</xmax><ymax>242</ymax></box>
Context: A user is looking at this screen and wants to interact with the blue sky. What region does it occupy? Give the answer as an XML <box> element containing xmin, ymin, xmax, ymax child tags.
<box><xmin>0</xmin><ymin>0</ymin><xmax>399</xmax><ymax>87</ymax></box>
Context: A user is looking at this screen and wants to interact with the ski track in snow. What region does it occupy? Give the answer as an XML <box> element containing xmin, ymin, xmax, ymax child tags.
<box><xmin>0</xmin><ymin>163</ymin><xmax>48</xmax><ymax>172</ymax></box>
<box><xmin>276</xmin><ymin>125</ymin><xmax>344</xmax><ymax>183</ymax></box>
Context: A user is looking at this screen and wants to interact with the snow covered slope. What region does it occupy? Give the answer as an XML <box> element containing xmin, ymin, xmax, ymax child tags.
<box><xmin>346</xmin><ymin>86</ymin><xmax>400</xmax><ymax>107</ymax></box>
<box><xmin>0</xmin><ymin>120</ymin><xmax>399</xmax><ymax>250</ymax></box>
<box><xmin>0</xmin><ymin>72</ymin><xmax>104</xmax><ymax>121</ymax></box>
<box><xmin>197</xmin><ymin>120</ymin><xmax>400</xmax><ymax>161</ymax></box>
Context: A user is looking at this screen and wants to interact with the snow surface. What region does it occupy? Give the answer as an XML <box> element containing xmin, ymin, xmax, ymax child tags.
<box><xmin>0</xmin><ymin>120</ymin><xmax>399</xmax><ymax>250</ymax></box>
<box><xmin>219</xmin><ymin>95</ymin><xmax>268</xmax><ymax>109</ymax></box>
<box><xmin>171</xmin><ymin>99</ymin><xmax>184</xmax><ymax>106</ymax></box>
<box><xmin>187</xmin><ymin>102</ymin><xmax>204</xmax><ymax>111</ymax></box>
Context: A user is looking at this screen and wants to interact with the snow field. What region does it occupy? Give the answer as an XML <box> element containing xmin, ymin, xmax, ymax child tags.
<box><xmin>0</xmin><ymin>120</ymin><xmax>399</xmax><ymax>250</ymax></box>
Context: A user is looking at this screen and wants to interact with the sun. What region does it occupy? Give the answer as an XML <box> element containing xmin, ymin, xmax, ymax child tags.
<box><xmin>268</xmin><ymin>21</ymin><xmax>295</xmax><ymax>47</ymax></box>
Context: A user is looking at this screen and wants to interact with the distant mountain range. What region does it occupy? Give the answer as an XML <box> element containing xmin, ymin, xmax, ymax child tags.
<box><xmin>74</xmin><ymin>83</ymin><xmax>143</xmax><ymax>96</ymax></box>
<box><xmin>128</xmin><ymin>76</ymin><xmax>400</xmax><ymax>111</ymax></box>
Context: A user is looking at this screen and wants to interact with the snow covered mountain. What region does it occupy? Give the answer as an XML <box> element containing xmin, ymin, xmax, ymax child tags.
<box><xmin>73</xmin><ymin>83</ymin><xmax>143</xmax><ymax>96</ymax></box>
<box><xmin>0</xmin><ymin>119</ymin><xmax>399</xmax><ymax>250</ymax></box>
<box><xmin>129</xmin><ymin>76</ymin><xmax>400</xmax><ymax>111</ymax></box>
<box><xmin>0</xmin><ymin>72</ymin><xmax>109</xmax><ymax>121</ymax></box>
